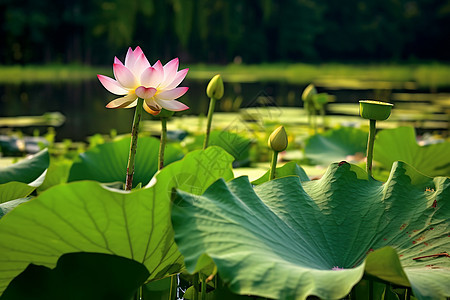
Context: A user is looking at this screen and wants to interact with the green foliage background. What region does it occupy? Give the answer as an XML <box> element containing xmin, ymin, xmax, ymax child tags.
<box><xmin>1</xmin><ymin>0</ymin><xmax>449</xmax><ymax>64</ymax></box>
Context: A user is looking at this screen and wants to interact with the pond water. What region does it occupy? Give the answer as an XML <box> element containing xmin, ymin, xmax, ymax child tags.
<box><xmin>0</xmin><ymin>79</ymin><xmax>449</xmax><ymax>141</ymax></box>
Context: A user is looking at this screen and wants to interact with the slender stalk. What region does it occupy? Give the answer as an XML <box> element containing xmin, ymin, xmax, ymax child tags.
<box><xmin>203</xmin><ymin>97</ymin><xmax>217</xmax><ymax>149</ymax></box>
<box><xmin>169</xmin><ymin>274</ymin><xmax>177</xmax><ymax>300</ymax></box>
<box><xmin>368</xmin><ymin>280</ymin><xmax>374</xmax><ymax>300</ymax></box>
<box><xmin>269</xmin><ymin>150</ymin><xmax>279</xmax><ymax>180</ymax></box>
<box><xmin>201</xmin><ymin>274</ymin><xmax>207</xmax><ymax>300</ymax></box>
<box><xmin>158</xmin><ymin>117</ymin><xmax>167</xmax><ymax>170</ymax></box>
<box><xmin>193</xmin><ymin>273</ymin><xmax>200</xmax><ymax>300</ymax></box>
<box><xmin>125</xmin><ymin>98</ymin><xmax>144</xmax><ymax>191</ymax></box>
<box><xmin>366</xmin><ymin>119</ymin><xmax>376</xmax><ymax>177</ymax></box>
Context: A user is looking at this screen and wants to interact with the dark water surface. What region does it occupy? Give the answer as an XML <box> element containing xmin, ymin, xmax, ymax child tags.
<box><xmin>1</xmin><ymin>79</ymin><xmax>449</xmax><ymax>141</ymax></box>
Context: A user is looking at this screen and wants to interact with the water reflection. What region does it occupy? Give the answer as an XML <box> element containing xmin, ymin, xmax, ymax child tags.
<box><xmin>0</xmin><ymin>79</ymin><xmax>448</xmax><ymax>141</ymax></box>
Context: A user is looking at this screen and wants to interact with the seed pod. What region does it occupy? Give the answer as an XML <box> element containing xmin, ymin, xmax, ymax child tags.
<box><xmin>268</xmin><ymin>126</ymin><xmax>288</xmax><ymax>152</ymax></box>
<box><xmin>359</xmin><ymin>100</ymin><xmax>393</xmax><ymax>121</ymax></box>
<box><xmin>206</xmin><ymin>74</ymin><xmax>224</xmax><ymax>99</ymax></box>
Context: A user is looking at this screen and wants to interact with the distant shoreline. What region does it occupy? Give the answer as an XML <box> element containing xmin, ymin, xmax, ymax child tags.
<box><xmin>1</xmin><ymin>62</ymin><xmax>450</xmax><ymax>89</ymax></box>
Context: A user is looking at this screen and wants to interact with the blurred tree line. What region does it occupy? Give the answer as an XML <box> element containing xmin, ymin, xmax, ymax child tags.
<box><xmin>1</xmin><ymin>0</ymin><xmax>449</xmax><ymax>65</ymax></box>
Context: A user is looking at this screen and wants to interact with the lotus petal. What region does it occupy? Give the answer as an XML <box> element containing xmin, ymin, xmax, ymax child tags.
<box><xmin>164</xmin><ymin>68</ymin><xmax>189</xmax><ymax>90</ymax></box>
<box><xmin>155</xmin><ymin>99</ymin><xmax>189</xmax><ymax>111</ymax></box>
<box><xmin>113</xmin><ymin>64</ymin><xmax>137</xmax><ymax>89</ymax></box>
<box><xmin>156</xmin><ymin>87</ymin><xmax>188</xmax><ymax>101</ymax></box>
<box><xmin>160</xmin><ymin>58</ymin><xmax>179</xmax><ymax>88</ymax></box>
<box><xmin>97</xmin><ymin>75</ymin><xmax>128</xmax><ymax>95</ymax></box>
<box><xmin>135</xmin><ymin>87</ymin><xmax>157</xmax><ymax>99</ymax></box>
<box><xmin>106</xmin><ymin>94</ymin><xmax>137</xmax><ymax>108</ymax></box>
<box><xmin>140</xmin><ymin>67</ymin><xmax>160</xmax><ymax>88</ymax></box>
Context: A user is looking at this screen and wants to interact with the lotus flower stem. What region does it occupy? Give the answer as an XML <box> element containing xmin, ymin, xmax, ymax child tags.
<box><xmin>203</xmin><ymin>97</ymin><xmax>216</xmax><ymax>149</ymax></box>
<box><xmin>269</xmin><ymin>150</ymin><xmax>279</xmax><ymax>180</ymax></box>
<box><xmin>135</xmin><ymin>286</ymin><xmax>143</xmax><ymax>300</ymax></box>
<box><xmin>169</xmin><ymin>274</ymin><xmax>177</xmax><ymax>300</ymax></box>
<box><xmin>125</xmin><ymin>98</ymin><xmax>144</xmax><ymax>190</ymax></box>
<box><xmin>366</xmin><ymin>119</ymin><xmax>376</xmax><ymax>177</ymax></box>
<box><xmin>201</xmin><ymin>274</ymin><xmax>206</xmax><ymax>300</ymax></box>
<box><xmin>193</xmin><ymin>273</ymin><xmax>200</xmax><ymax>300</ymax></box>
<box><xmin>158</xmin><ymin>117</ymin><xmax>168</xmax><ymax>170</ymax></box>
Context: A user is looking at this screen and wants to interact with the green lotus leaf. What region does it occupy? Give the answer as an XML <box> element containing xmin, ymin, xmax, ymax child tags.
<box><xmin>172</xmin><ymin>161</ymin><xmax>449</xmax><ymax>300</ymax></box>
<box><xmin>0</xmin><ymin>149</ymin><xmax>49</xmax><ymax>203</ymax></box>
<box><xmin>0</xmin><ymin>198</ymin><xmax>31</xmax><ymax>218</ymax></box>
<box><xmin>374</xmin><ymin>126</ymin><xmax>450</xmax><ymax>177</ymax></box>
<box><xmin>68</xmin><ymin>136</ymin><xmax>184</xmax><ymax>187</ymax></box>
<box><xmin>1</xmin><ymin>252</ymin><xmax>149</xmax><ymax>300</ymax></box>
<box><xmin>185</xmin><ymin>130</ymin><xmax>251</xmax><ymax>167</ymax></box>
<box><xmin>252</xmin><ymin>161</ymin><xmax>310</xmax><ymax>185</ymax></box>
<box><xmin>0</xmin><ymin>146</ymin><xmax>234</xmax><ymax>296</ymax></box>
<box><xmin>303</xmin><ymin>127</ymin><xmax>368</xmax><ymax>165</ymax></box>
<box><xmin>37</xmin><ymin>158</ymin><xmax>72</xmax><ymax>193</ymax></box>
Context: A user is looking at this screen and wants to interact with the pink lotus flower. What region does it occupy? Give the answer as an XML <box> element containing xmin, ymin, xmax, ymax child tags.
<box><xmin>98</xmin><ymin>46</ymin><xmax>189</xmax><ymax>115</ymax></box>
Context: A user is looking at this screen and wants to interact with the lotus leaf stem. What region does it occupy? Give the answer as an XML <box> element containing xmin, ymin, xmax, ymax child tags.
<box><xmin>201</xmin><ymin>274</ymin><xmax>206</xmax><ymax>300</ymax></box>
<box><xmin>158</xmin><ymin>117</ymin><xmax>168</xmax><ymax>170</ymax></box>
<box><xmin>203</xmin><ymin>97</ymin><xmax>217</xmax><ymax>149</ymax></box>
<box><xmin>366</xmin><ymin>119</ymin><xmax>376</xmax><ymax>177</ymax></box>
<box><xmin>193</xmin><ymin>273</ymin><xmax>200</xmax><ymax>300</ymax></box>
<box><xmin>169</xmin><ymin>274</ymin><xmax>177</xmax><ymax>300</ymax></box>
<box><xmin>125</xmin><ymin>98</ymin><xmax>144</xmax><ymax>190</ymax></box>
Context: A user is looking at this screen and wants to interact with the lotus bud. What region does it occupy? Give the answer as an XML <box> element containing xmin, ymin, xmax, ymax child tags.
<box><xmin>302</xmin><ymin>84</ymin><xmax>317</xmax><ymax>102</ymax></box>
<box><xmin>268</xmin><ymin>126</ymin><xmax>288</xmax><ymax>152</ymax></box>
<box><xmin>206</xmin><ymin>74</ymin><xmax>224</xmax><ymax>99</ymax></box>
<box><xmin>359</xmin><ymin>100</ymin><xmax>393</xmax><ymax>121</ymax></box>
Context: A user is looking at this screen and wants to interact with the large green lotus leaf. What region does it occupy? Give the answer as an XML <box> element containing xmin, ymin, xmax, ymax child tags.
<box><xmin>303</xmin><ymin>127</ymin><xmax>368</xmax><ymax>165</ymax></box>
<box><xmin>0</xmin><ymin>198</ymin><xmax>30</xmax><ymax>218</ymax></box>
<box><xmin>37</xmin><ymin>158</ymin><xmax>72</xmax><ymax>193</ymax></box>
<box><xmin>68</xmin><ymin>136</ymin><xmax>184</xmax><ymax>187</ymax></box>
<box><xmin>172</xmin><ymin>161</ymin><xmax>449</xmax><ymax>300</ymax></box>
<box><xmin>0</xmin><ymin>149</ymin><xmax>49</xmax><ymax>203</ymax></box>
<box><xmin>1</xmin><ymin>252</ymin><xmax>149</xmax><ymax>300</ymax></box>
<box><xmin>0</xmin><ymin>146</ymin><xmax>234</xmax><ymax>296</ymax></box>
<box><xmin>185</xmin><ymin>130</ymin><xmax>252</xmax><ymax>167</ymax></box>
<box><xmin>374</xmin><ymin>126</ymin><xmax>450</xmax><ymax>177</ymax></box>
<box><xmin>251</xmin><ymin>161</ymin><xmax>310</xmax><ymax>185</ymax></box>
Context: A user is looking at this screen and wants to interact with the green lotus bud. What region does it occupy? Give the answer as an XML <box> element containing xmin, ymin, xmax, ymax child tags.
<box><xmin>359</xmin><ymin>100</ymin><xmax>394</xmax><ymax>121</ymax></box>
<box><xmin>313</xmin><ymin>93</ymin><xmax>329</xmax><ymax>105</ymax></box>
<box><xmin>206</xmin><ymin>74</ymin><xmax>224</xmax><ymax>99</ymax></box>
<box><xmin>268</xmin><ymin>126</ymin><xmax>288</xmax><ymax>152</ymax></box>
<box><xmin>302</xmin><ymin>84</ymin><xmax>317</xmax><ymax>102</ymax></box>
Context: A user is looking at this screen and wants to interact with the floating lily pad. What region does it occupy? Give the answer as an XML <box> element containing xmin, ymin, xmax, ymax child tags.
<box><xmin>0</xmin><ymin>146</ymin><xmax>234</xmax><ymax>295</ymax></box>
<box><xmin>1</xmin><ymin>252</ymin><xmax>149</xmax><ymax>300</ymax></box>
<box><xmin>303</xmin><ymin>127</ymin><xmax>368</xmax><ymax>165</ymax></box>
<box><xmin>0</xmin><ymin>149</ymin><xmax>49</xmax><ymax>203</ymax></box>
<box><xmin>374</xmin><ymin>126</ymin><xmax>450</xmax><ymax>177</ymax></box>
<box><xmin>172</xmin><ymin>161</ymin><xmax>449</xmax><ymax>300</ymax></box>
<box><xmin>68</xmin><ymin>136</ymin><xmax>184</xmax><ymax>187</ymax></box>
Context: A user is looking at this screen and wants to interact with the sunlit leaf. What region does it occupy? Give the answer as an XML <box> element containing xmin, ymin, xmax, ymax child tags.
<box><xmin>172</xmin><ymin>161</ymin><xmax>449</xmax><ymax>300</ymax></box>
<box><xmin>68</xmin><ymin>136</ymin><xmax>184</xmax><ymax>187</ymax></box>
<box><xmin>0</xmin><ymin>149</ymin><xmax>49</xmax><ymax>203</ymax></box>
<box><xmin>0</xmin><ymin>146</ymin><xmax>234</xmax><ymax>295</ymax></box>
<box><xmin>185</xmin><ymin>130</ymin><xmax>252</xmax><ymax>167</ymax></box>
<box><xmin>374</xmin><ymin>126</ymin><xmax>450</xmax><ymax>177</ymax></box>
